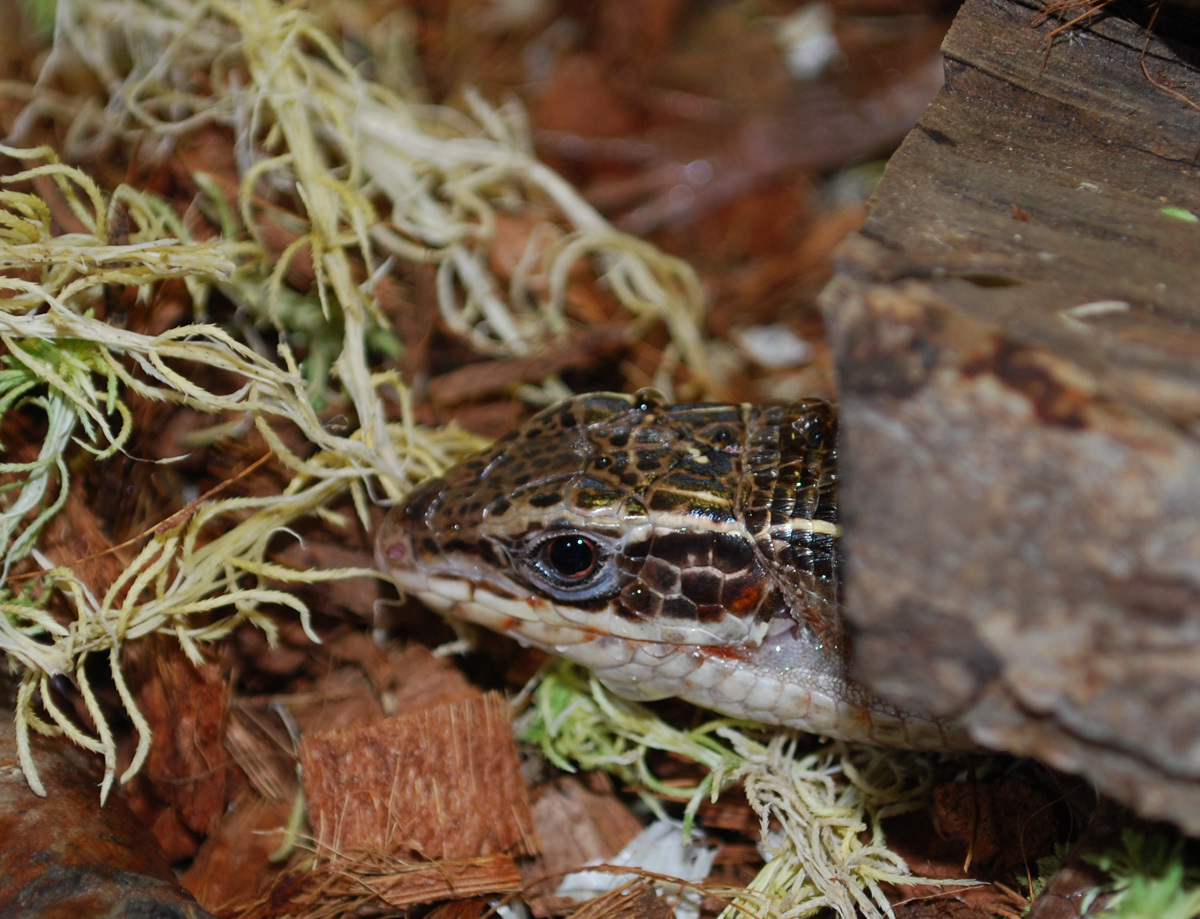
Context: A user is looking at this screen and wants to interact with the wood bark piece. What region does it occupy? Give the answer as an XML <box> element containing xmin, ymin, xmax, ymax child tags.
<box><xmin>354</xmin><ymin>853</ymin><xmax>525</xmax><ymax>908</ymax></box>
<box><xmin>300</xmin><ymin>690</ymin><xmax>537</xmax><ymax>860</ymax></box>
<box><xmin>181</xmin><ymin>794</ymin><xmax>293</xmax><ymax>912</ymax></box>
<box><xmin>821</xmin><ymin>0</ymin><xmax>1200</xmax><ymax>831</ymax></box>
<box><xmin>0</xmin><ymin>710</ymin><xmax>216</xmax><ymax>919</ymax></box>
<box><xmin>563</xmin><ymin>881</ymin><xmax>672</xmax><ymax>919</ymax></box>
<box><xmin>128</xmin><ymin>641</ymin><xmax>240</xmax><ymax>861</ymax></box>
<box><xmin>523</xmin><ymin>776</ymin><xmax>646</xmax><ymax>916</ymax></box>
<box><xmin>237</xmin><ymin>852</ymin><xmax>524</xmax><ymax>916</ymax></box>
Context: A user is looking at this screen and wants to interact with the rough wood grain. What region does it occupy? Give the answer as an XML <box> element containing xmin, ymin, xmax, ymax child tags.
<box><xmin>300</xmin><ymin>691</ymin><xmax>537</xmax><ymax>861</ymax></box>
<box><xmin>822</xmin><ymin>0</ymin><xmax>1200</xmax><ymax>831</ymax></box>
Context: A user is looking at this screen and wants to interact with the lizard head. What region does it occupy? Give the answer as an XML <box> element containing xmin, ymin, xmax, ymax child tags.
<box><xmin>376</xmin><ymin>389</ymin><xmax>836</xmax><ymax>655</ymax></box>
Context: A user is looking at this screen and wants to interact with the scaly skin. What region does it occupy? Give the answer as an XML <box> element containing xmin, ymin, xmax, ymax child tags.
<box><xmin>377</xmin><ymin>388</ymin><xmax>973</xmax><ymax>751</ymax></box>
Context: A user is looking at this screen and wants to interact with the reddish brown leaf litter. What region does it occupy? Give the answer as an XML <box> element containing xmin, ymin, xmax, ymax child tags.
<box><xmin>120</xmin><ymin>641</ymin><xmax>244</xmax><ymax>862</ymax></box>
<box><xmin>172</xmin><ymin>640</ymin><xmax>539</xmax><ymax>915</ymax></box>
<box><xmin>1024</xmin><ymin>800</ymin><xmax>1125</xmax><ymax>918</ymax></box>
<box><xmin>561</xmin><ymin>880</ymin><xmax>675</xmax><ymax>919</ymax></box>
<box><xmin>428</xmin><ymin>322</ymin><xmax>635</xmax><ymax>411</ymax></box>
<box><xmin>217</xmin><ymin>688</ymin><xmax>542</xmax><ymax>915</ymax></box>
<box><xmin>182</xmin><ymin>794</ymin><xmax>296</xmax><ymax>912</ymax></box>
<box><xmin>236</xmin><ymin>852</ymin><xmax>524</xmax><ymax>918</ymax></box>
<box><xmin>522</xmin><ymin>775</ymin><xmax>646</xmax><ymax>914</ymax></box>
<box><xmin>885</xmin><ymin>776</ymin><xmax>1067</xmax><ymax>918</ymax></box>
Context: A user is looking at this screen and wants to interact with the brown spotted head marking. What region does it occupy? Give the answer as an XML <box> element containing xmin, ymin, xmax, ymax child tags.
<box><xmin>378</xmin><ymin>388</ymin><xmax>843</xmax><ymax>657</ymax></box>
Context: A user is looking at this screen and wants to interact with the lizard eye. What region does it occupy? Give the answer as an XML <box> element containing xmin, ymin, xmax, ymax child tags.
<box><xmin>518</xmin><ymin>529</ymin><xmax>619</xmax><ymax>600</ymax></box>
<box><xmin>541</xmin><ymin>535</ymin><xmax>599</xmax><ymax>580</ymax></box>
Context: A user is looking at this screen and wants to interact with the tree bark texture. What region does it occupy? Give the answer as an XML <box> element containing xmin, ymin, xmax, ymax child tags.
<box><xmin>823</xmin><ymin>0</ymin><xmax>1200</xmax><ymax>832</ymax></box>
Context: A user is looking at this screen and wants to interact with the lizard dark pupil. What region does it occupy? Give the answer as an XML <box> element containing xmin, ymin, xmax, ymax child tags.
<box><xmin>545</xmin><ymin>536</ymin><xmax>598</xmax><ymax>579</ymax></box>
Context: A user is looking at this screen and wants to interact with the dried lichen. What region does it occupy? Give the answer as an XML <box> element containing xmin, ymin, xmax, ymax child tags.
<box><xmin>0</xmin><ymin>146</ymin><xmax>477</xmax><ymax>796</ymax></box>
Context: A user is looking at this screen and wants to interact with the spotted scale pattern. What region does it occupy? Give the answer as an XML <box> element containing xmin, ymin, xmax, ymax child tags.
<box><xmin>378</xmin><ymin>389</ymin><xmax>971</xmax><ymax>750</ymax></box>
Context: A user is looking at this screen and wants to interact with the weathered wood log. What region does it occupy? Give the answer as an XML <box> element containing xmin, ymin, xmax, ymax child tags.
<box><xmin>822</xmin><ymin>0</ymin><xmax>1200</xmax><ymax>832</ymax></box>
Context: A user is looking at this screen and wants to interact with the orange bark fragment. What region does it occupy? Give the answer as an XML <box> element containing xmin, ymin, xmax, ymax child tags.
<box><xmin>126</xmin><ymin>639</ymin><xmax>243</xmax><ymax>860</ymax></box>
<box><xmin>183</xmin><ymin>794</ymin><xmax>294</xmax><ymax>912</ymax></box>
<box><xmin>358</xmin><ymin>852</ymin><xmax>524</xmax><ymax>908</ymax></box>
<box><xmin>300</xmin><ymin>690</ymin><xmax>538</xmax><ymax>861</ymax></box>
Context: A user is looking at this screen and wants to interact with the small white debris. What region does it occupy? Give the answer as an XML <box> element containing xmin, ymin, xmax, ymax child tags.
<box><xmin>493</xmin><ymin>899</ymin><xmax>532</xmax><ymax>919</ymax></box>
<box><xmin>732</xmin><ymin>324</ymin><xmax>814</xmax><ymax>369</ymax></box>
<box><xmin>556</xmin><ymin>820</ymin><xmax>719</xmax><ymax>919</ymax></box>
<box><xmin>775</xmin><ymin>4</ymin><xmax>842</xmax><ymax>81</ymax></box>
<box><xmin>1063</xmin><ymin>300</ymin><xmax>1131</xmax><ymax>318</ymax></box>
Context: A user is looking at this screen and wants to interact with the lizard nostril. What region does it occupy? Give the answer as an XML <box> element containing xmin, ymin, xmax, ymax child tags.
<box><xmin>385</xmin><ymin>540</ymin><xmax>407</xmax><ymax>563</ymax></box>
